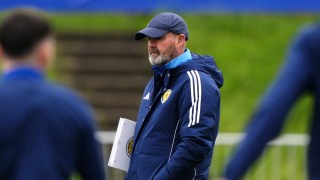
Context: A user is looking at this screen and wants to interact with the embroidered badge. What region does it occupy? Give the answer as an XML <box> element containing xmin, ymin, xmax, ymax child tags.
<box><xmin>126</xmin><ymin>137</ymin><xmax>134</xmax><ymax>158</ymax></box>
<box><xmin>161</xmin><ymin>89</ymin><xmax>172</xmax><ymax>103</ymax></box>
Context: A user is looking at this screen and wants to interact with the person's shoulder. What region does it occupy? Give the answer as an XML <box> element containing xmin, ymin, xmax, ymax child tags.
<box><xmin>288</xmin><ymin>23</ymin><xmax>320</xmax><ymax>55</ymax></box>
<box><xmin>179</xmin><ymin>69</ymin><xmax>220</xmax><ymax>94</ymax></box>
<box><xmin>40</xmin><ymin>81</ymin><xmax>90</xmax><ymax>110</ymax></box>
<box><xmin>41</xmin><ymin>82</ymin><xmax>94</xmax><ymax>122</ymax></box>
<box><xmin>43</xmin><ymin>82</ymin><xmax>82</xmax><ymax>100</ymax></box>
<box><xmin>177</xmin><ymin>61</ymin><xmax>222</xmax><ymax>89</ymax></box>
<box><xmin>295</xmin><ymin>23</ymin><xmax>320</xmax><ymax>43</ymax></box>
<box><xmin>33</xmin><ymin>82</ymin><xmax>96</xmax><ymax>136</ymax></box>
<box><xmin>299</xmin><ymin>23</ymin><xmax>320</xmax><ymax>35</ymax></box>
<box><xmin>173</xmin><ymin>63</ymin><xmax>218</xmax><ymax>84</ymax></box>
<box><xmin>182</xmin><ymin>69</ymin><xmax>214</xmax><ymax>81</ymax></box>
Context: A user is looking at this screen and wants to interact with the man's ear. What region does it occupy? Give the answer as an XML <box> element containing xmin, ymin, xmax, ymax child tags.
<box><xmin>36</xmin><ymin>42</ymin><xmax>48</xmax><ymax>69</ymax></box>
<box><xmin>0</xmin><ymin>47</ymin><xmax>12</xmax><ymax>71</ymax></box>
<box><xmin>176</xmin><ymin>34</ymin><xmax>186</xmax><ymax>47</ymax></box>
<box><xmin>37</xmin><ymin>37</ymin><xmax>55</xmax><ymax>70</ymax></box>
<box><xmin>0</xmin><ymin>46</ymin><xmax>4</xmax><ymax>61</ymax></box>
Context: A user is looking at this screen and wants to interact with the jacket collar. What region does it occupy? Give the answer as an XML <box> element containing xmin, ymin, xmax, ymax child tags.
<box><xmin>165</xmin><ymin>48</ymin><xmax>191</xmax><ymax>69</ymax></box>
<box><xmin>152</xmin><ymin>48</ymin><xmax>192</xmax><ymax>75</ymax></box>
<box><xmin>2</xmin><ymin>66</ymin><xmax>44</xmax><ymax>81</ymax></box>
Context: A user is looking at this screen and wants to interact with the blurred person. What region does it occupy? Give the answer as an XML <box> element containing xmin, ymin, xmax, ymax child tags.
<box><xmin>0</xmin><ymin>10</ymin><xmax>105</xmax><ymax>180</ymax></box>
<box><xmin>126</xmin><ymin>12</ymin><xmax>224</xmax><ymax>180</ymax></box>
<box><xmin>220</xmin><ymin>24</ymin><xmax>320</xmax><ymax>180</ymax></box>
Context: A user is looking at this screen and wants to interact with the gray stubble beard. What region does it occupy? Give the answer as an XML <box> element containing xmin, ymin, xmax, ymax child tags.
<box><xmin>148</xmin><ymin>54</ymin><xmax>170</xmax><ymax>66</ymax></box>
<box><xmin>148</xmin><ymin>45</ymin><xmax>178</xmax><ymax>66</ymax></box>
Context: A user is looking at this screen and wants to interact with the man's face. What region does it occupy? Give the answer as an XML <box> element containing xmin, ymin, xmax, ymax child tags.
<box><xmin>147</xmin><ymin>33</ymin><xmax>179</xmax><ymax>66</ymax></box>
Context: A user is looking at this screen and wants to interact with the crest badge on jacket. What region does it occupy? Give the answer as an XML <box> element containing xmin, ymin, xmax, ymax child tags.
<box><xmin>161</xmin><ymin>89</ymin><xmax>172</xmax><ymax>103</ymax></box>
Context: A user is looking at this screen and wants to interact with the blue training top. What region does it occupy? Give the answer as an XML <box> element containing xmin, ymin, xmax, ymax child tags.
<box><xmin>126</xmin><ymin>52</ymin><xmax>224</xmax><ymax>180</ymax></box>
<box><xmin>0</xmin><ymin>67</ymin><xmax>105</xmax><ymax>180</ymax></box>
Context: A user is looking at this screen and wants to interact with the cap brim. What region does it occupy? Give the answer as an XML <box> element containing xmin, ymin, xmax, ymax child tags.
<box><xmin>135</xmin><ymin>27</ymin><xmax>168</xmax><ymax>40</ymax></box>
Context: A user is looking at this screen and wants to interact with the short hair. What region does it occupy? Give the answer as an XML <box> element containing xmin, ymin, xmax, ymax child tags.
<box><xmin>0</xmin><ymin>10</ymin><xmax>52</xmax><ymax>59</ymax></box>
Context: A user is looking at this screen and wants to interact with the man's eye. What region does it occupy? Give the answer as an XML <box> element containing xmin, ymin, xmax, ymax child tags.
<box><xmin>148</xmin><ymin>37</ymin><xmax>162</xmax><ymax>41</ymax></box>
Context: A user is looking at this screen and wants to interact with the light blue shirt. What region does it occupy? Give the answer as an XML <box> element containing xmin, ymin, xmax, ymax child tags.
<box><xmin>165</xmin><ymin>49</ymin><xmax>192</xmax><ymax>69</ymax></box>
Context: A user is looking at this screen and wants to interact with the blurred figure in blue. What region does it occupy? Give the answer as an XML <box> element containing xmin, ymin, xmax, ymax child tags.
<box><xmin>0</xmin><ymin>10</ymin><xmax>105</xmax><ymax>180</ymax></box>
<box><xmin>221</xmin><ymin>24</ymin><xmax>320</xmax><ymax>180</ymax></box>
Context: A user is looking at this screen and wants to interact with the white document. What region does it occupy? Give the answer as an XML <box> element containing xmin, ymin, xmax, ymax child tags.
<box><xmin>108</xmin><ymin>118</ymin><xmax>136</xmax><ymax>172</ymax></box>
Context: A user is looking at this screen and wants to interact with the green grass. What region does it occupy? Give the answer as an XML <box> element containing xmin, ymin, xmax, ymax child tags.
<box><xmin>46</xmin><ymin>14</ymin><xmax>318</xmax><ymax>134</ymax></box>
<box><xmin>211</xmin><ymin>145</ymin><xmax>306</xmax><ymax>179</ymax></box>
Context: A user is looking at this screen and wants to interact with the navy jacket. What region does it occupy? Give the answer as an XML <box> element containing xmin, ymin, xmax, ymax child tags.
<box><xmin>126</xmin><ymin>53</ymin><xmax>224</xmax><ymax>180</ymax></box>
<box><xmin>223</xmin><ymin>24</ymin><xmax>320</xmax><ymax>180</ymax></box>
<box><xmin>0</xmin><ymin>67</ymin><xmax>105</xmax><ymax>180</ymax></box>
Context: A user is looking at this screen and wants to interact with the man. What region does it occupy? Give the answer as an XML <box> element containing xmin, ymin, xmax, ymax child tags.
<box><xmin>0</xmin><ymin>10</ymin><xmax>105</xmax><ymax>180</ymax></box>
<box><xmin>221</xmin><ymin>24</ymin><xmax>320</xmax><ymax>180</ymax></box>
<box><xmin>126</xmin><ymin>12</ymin><xmax>224</xmax><ymax>180</ymax></box>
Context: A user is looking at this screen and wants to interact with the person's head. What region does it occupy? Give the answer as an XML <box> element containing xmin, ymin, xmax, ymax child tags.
<box><xmin>0</xmin><ymin>9</ymin><xmax>54</xmax><ymax>71</ymax></box>
<box><xmin>135</xmin><ymin>12</ymin><xmax>189</xmax><ymax>66</ymax></box>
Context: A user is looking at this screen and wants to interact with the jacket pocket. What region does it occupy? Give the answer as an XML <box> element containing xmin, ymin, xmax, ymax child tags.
<box><xmin>137</xmin><ymin>154</ymin><xmax>166</xmax><ymax>180</ymax></box>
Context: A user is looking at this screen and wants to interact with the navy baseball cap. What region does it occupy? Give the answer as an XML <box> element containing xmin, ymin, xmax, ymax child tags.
<box><xmin>135</xmin><ymin>12</ymin><xmax>189</xmax><ymax>41</ymax></box>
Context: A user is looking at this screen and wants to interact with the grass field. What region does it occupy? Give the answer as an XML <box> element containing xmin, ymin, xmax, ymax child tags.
<box><xmin>47</xmin><ymin>14</ymin><xmax>318</xmax><ymax>134</ymax></box>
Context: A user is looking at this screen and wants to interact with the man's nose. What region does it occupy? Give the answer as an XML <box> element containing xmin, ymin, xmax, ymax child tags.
<box><xmin>148</xmin><ymin>39</ymin><xmax>157</xmax><ymax>47</ymax></box>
